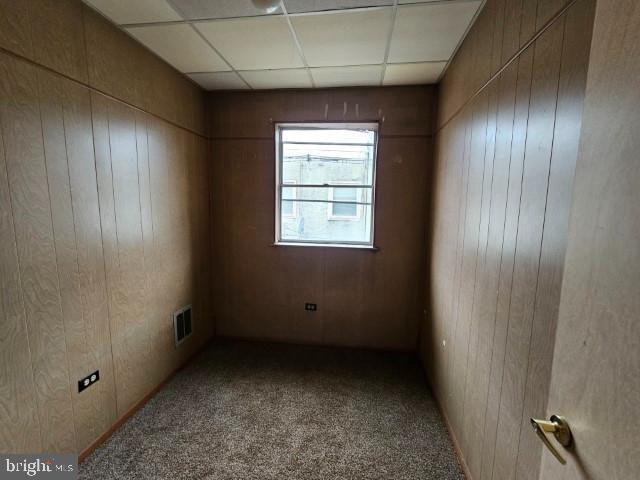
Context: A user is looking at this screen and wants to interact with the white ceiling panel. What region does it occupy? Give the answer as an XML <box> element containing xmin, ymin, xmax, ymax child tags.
<box><xmin>84</xmin><ymin>0</ymin><xmax>181</xmax><ymax>25</ymax></box>
<box><xmin>284</xmin><ymin>0</ymin><xmax>393</xmax><ymax>14</ymax></box>
<box><xmin>196</xmin><ymin>16</ymin><xmax>303</xmax><ymax>71</ymax></box>
<box><xmin>241</xmin><ymin>69</ymin><xmax>312</xmax><ymax>89</ymax></box>
<box><xmin>127</xmin><ymin>24</ymin><xmax>229</xmax><ymax>73</ymax></box>
<box><xmin>383</xmin><ymin>62</ymin><xmax>446</xmax><ymax>85</ymax></box>
<box><xmin>292</xmin><ymin>9</ymin><xmax>392</xmax><ymax>67</ymax></box>
<box><xmin>84</xmin><ymin>0</ymin><xmax>485</xmax><ymax>90</ymax></box>
<box><xmin>169</xmin><ymin>0</ymin><xmax>282</xmax><ymax>20</ymax></box>
<box><xmin>311</xmin><ymin>65</ymin><xmax>383</xmax><ymax>87</ymax></box>
<box><xmin>388</xmin><ymin>1</ymin><xmax>481</xmax><ymax>63</ymax></box>
<box><xmin>187</xmin><ymin>72</ymin><xmax>249</xmax><ymax>90</ymax></box>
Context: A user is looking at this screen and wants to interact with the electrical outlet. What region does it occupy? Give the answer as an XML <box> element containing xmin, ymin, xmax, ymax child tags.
<box><xmin>78</xmin><ymin>370</ymin><xmax>99</xmax><ymax>393</ymax></box>
<box><xmin>305</xmin><ymin>303</ymin><xmax>317</xmax><ymax>311</ymax></box>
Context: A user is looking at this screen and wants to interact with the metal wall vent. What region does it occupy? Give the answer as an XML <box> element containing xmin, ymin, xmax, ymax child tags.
<box><xmin>173</xmin><ymin>305</ymin><xmax>193</xmax><ymax>346</ymax></box>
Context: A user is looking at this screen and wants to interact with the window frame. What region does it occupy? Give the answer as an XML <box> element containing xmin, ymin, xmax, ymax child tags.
<box><xmin>274</xmin><ymin>122</ymin><xmax>379</xmax><ymax>249</ymax></box>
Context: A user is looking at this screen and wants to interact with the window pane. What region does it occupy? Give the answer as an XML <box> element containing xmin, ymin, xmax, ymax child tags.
<box><xmin>282</xmin><ymin>128</ymin><xmax>374</xmax><ymax>145</ymax></box>
<box><xmin>281</xmin><ymin>182</ymin><xmax>297</xmax><ymax>218</ymax></box>
<box><xmin>282</xmin><ymin>143</ymin><xmax>374</xmax><ymax>185</ymax></box>
<box><xmin>330</xmin><ymin>187</ymin><xmax>359</xmax><ymax>218</ymax></box>
<box><xmin>280</xmin><ymin>201</ymin><xmax>372</xmax><ymax>244</ymax></box>
<box><xmin>333</xmin><ymin>187</ymin><xmax>357</xmax><ymax>201</ymax></box>
<box><xmin>332</xmin><ymin>202</ymin><xmax>358</xmax><ymax>217</ymax></box>
<box><xmin>281</xmin><ymin>185</ymin><xmax>296</xmax><ymax>217</ymax></box>
<box><xmin>282</xmin><ymin>200</ymin><xmax>294</xmax><ymax>216</ymax></box>
<box><xmin>280</xmin><ymin>187</ymin><xmax>371</xmax><ymax>241</ymax></box>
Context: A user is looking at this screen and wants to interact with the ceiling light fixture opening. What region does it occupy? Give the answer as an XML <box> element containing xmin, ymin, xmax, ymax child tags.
<box><xmin>252</xmin><ymin>0</ymin><xmax>281</xmax><ymax>14</ymax></box>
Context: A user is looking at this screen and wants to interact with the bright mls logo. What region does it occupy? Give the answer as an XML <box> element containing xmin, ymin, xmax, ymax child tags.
<box><xmin>1</xmin><ymin>455</ymin><xmax>77</xmax><ymax>479</ymax></box>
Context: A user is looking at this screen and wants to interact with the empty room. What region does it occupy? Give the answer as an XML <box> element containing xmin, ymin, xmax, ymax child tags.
<box><xmin>0</xmin><ymin>0</ymin><xmax>637</xmax><ymax>479</ymax></box>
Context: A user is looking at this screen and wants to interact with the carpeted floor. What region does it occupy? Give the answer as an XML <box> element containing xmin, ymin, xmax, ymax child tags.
<box><xmin>80</xmin><ymin>340</ymin><xmax>464</xmax><ymax>480</ymax></box>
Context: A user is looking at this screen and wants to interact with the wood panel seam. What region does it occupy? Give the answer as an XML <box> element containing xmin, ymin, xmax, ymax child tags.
<box><xmin>59</xmin><ymin>85</ymin><xmax>99</xmax><ymax>443</ymax></box>
<box><xmin>0</xmin><ymin>108</ymin><xmax>45</xmax><ymax>449</ymax></box>
<box><xmin>436</xmin><ymin>0</ymin><xmax>580</xmax><ymax>133</ymax></box>
<box><xmin>477</xmin><ymin>62</ymin><xmax>518</xmax><ymax>480</ymax></box>
<box><xmin>488</xmin><ymin>50</ymin><xmax>535</xmax><ymax>480</ymax></box>
<box><xmin>0</xmin><ymin>47</ymin><xmax>206</xmax><ymax>139</ymax></box>
<box><xmin>36</xmin><ymin>72</ymin><xmax>81</xmax><ymax>452</ymax></box>
<box><xmin>87</xmin><ymin>92</ymin><xmax>120</xmax><ymax>419</ymax></box>
<box><xmin>512</xmin><ymin>12</ymin><xmax>567</xmax><ymax>473</ymax></box>
<box><xmin>459</xmin><ymin>95</ymin><xmax>491</xmax><ymax>446</ymax></box>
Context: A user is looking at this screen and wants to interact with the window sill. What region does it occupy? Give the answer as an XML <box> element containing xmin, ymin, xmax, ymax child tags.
<box><xmin>272</xmin><ymin>242</ymin><xmax>379</xmax><ymax>251</ymax></box>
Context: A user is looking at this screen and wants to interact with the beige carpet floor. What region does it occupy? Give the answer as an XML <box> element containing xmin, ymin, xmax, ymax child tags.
<box><xmin>80</xmin><ymin>339</ymin><xmax>464</xmax><ymax>479</ymax></box>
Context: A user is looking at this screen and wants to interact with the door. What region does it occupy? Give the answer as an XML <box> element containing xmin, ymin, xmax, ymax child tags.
<box><xmin>539</xmin><ymin>0</ymin><xmax>640</xmax><ymax>478</ymax></box>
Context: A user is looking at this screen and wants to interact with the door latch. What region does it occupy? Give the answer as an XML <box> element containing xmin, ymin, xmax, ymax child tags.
<box><xmin>530</xmin><ymin>415</ymin><xmax>572</xmax><ymax>464</ymax></box>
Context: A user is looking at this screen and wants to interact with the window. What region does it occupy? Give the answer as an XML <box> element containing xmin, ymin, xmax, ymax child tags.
<box><xmin>327</xmin><ymin>183</ymin><xmax>361</xmax><ymax>220</ymax></box>
<box><xmin>281</xmin><ymin>181</ymin><xmax>298</xmax><ymax>218</ymax></box>
<box><xmin>275</xmin><ymin>123</ymin><xmax>378</xmax><ymax>248</ymax></box>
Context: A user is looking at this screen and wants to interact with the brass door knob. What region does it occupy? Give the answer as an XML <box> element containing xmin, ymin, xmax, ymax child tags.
<box><xmin>530</xmin><ymin>415</ymin><xmax>572</xmax><ymax>464</ymax></box>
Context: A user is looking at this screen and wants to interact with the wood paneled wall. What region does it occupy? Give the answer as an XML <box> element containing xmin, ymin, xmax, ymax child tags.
<box><xmin>421</xmin><ymin>0</ymin><xmax>595</xmax><ymax>479</ymax></box>
<box><xmin>0</xmin><ymin>0</ymin><xmax>212</xmax><ymax>454</ymax></box>
<box><xmin>208</xmin><ymin>87</ymin><xmax>436</xmax><ymax>350</ymax></box>
<box><xmin>0</xmin><ymin>0</ymin><xmax>205</xmax><ymax>135</ymax></box>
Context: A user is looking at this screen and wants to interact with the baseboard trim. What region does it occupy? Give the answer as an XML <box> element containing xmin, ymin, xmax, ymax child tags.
<box><xmin>422</xmin><ymin>371</ymin><xmax>473</xmax><ymax>480</ymax></box>
<box><xmin>434</xmin><ymin>393</ymin><xmax>474</xmax><ymax>480</ymax></box>
<box><xmin>78</xmin><ymin>340</ymin><xmax>211</xmax><ymax>463</ymax></box>
<box><xmin>215</xmin><ymin>333</ymin><xmax>416</xmax><ymax>353</ymax></box>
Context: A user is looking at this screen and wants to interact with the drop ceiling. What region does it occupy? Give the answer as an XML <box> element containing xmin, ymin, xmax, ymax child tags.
<box><xmin>83</xmin><ymin>0</ymin><xmax>483</xmax><ymax>90</ymax></box>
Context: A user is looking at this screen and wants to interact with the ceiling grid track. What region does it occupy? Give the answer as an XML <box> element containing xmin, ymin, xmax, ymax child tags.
<box><xmin>117</xmin><ymin>0</ymin><xmax>481</xmax><ymax>29</ymax></box>
<box><xmin>163</xmin><ymin>0</ymin><xmax>254</xmax><ymax>89</ymax></box>
<box><xmin>436</xmin><ymin>0</ymin><xmax>488</xmax><ymax>82</ymax></box>
<box><xmin>84</xmin><ymin>0</ymin><xmax>485</xmax><ymax>90</ymax></box>
<box><xmin>279</xmin><ymin>0</ymin><xmax>317</xmax><ymax>88</ymax></box>
<box><xmin>379</xmin><ymin>0</ymin><xmax>399</xmax><ymax>86</ymax></box>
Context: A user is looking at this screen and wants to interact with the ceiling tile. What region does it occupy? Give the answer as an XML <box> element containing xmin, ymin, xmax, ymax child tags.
<box><xmin>292</xmin><ymin>9</ymin><xmax>392</xmax><ymax>67</ymax></box>
<box><xmin>126</xmin><ymin>24</ymin><xmax>229</xmax><ymax>73</ymax></box>
<box><xmin>196</xmin><ymin>16</ymin><xmax>303</xmax><ymax>70</ymax></box>
<box><xmin>83</xmin><ymin>0</ymin><xmax>181</xmax><ymax>24</ymax></box>
<box><xmin>284</xmin><ymin>0</ymin><xmax>393</xmax><ymax>14</ymax></box>
<box><xmin>388</xmin><ymin>1</ymin><xmax>481</xmax><ymax>63</ymax></box>
<box><xmin>241</xmin><ymin>69</ymin><xmax>312</xmax><ymax>89</ymax></box>
<box><xmin>170</xmin><ymin>0</ymin><xmax>282</xmax><ymax>20</ymax></box>
<box><xmin>311</xmin><ymin>65</ymin><xmax>383</xmax><ymax>87</ymax></box>
<box><xmin>383</xmin><ymin>62</ymin><xmax>446</xmax><ymax>85</ymax></box>
<box><xmin>187</xmin><ymin>72</ymin><xmax>249</xmax><ymax>90</ymax></box>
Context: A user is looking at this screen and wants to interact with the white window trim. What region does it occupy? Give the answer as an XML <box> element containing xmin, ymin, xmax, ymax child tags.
<box><xmin>281</xmin><ymin>181</ymin><xmax>298</xmax><ymax>219</ymax></box>
<box><xmin>274</xmin><ymin>122</ymin><xmax>379</xmax><ymax>249</ymax></box>
<box><xmin>327</xmin><ymin>182</ymin><xmax>362</xmax><ymax>221</ymax></box>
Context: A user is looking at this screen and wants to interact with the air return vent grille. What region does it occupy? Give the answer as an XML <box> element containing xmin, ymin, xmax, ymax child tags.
<box><xmin>173</xmin><ymin>305</ymin><xmax>192</xmax><ymax>346</ymax></box>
